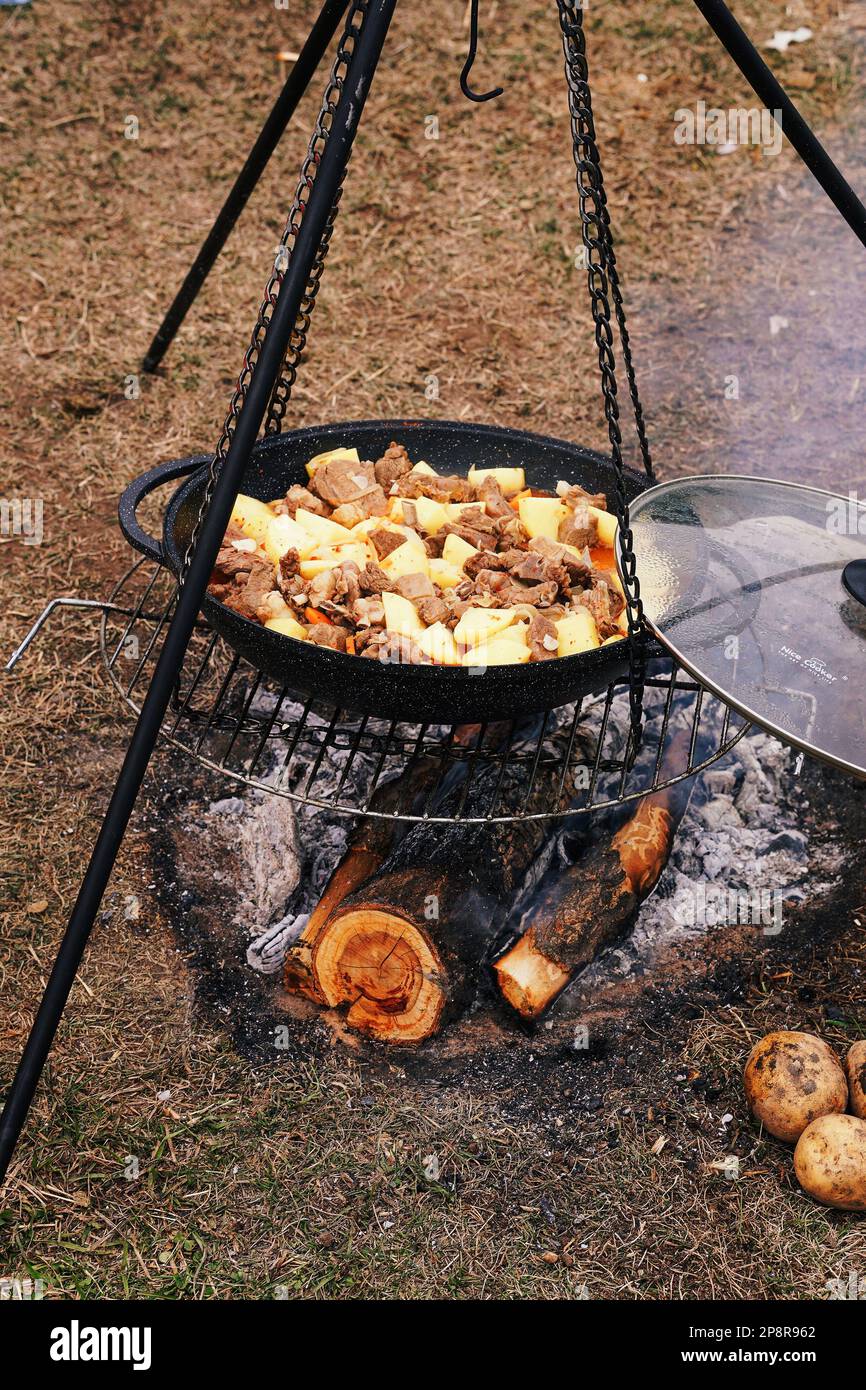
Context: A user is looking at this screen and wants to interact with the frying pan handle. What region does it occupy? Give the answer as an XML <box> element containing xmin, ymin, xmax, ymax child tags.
<box><xmin>118</xmin><ymin>456</ymin><xmax>206</xmax><ymax>563</ymax></box>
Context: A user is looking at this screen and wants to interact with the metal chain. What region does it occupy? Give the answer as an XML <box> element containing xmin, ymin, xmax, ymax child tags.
<box><xmin>179</xmin><ymin>0</ymin><xmax>371</xmax><ymax>582</ymax></box>
<box><xmin>556</xmin><ymin>0</ymin><xmax>649</xmax><ymax>744</ymax></box>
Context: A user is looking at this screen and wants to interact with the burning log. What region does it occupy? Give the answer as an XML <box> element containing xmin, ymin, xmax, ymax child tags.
<box><xmin>283</xmin><ymin>723</ymin><xmax>509</xmax><ymax>1000</ymax></box>
<box><xmin>299</xmin><ymin>721</ymin><xmax>594</xmax><ymax>1042</ymax></box>
<box><xmin>493</xmin><ymin>731</ymin><xmax>695</xmax><ymax>1020</ymax></box>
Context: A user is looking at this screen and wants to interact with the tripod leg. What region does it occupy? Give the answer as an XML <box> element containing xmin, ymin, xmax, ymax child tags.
<box><xmin>141</xmin><ymin>0</ymin><xmax>352</xmax><ymax>374</ymax></box>
<box><xmin>0</xmin><ymin>0</ymin><xmax>398</xmax><ymax>1187</ymax></box>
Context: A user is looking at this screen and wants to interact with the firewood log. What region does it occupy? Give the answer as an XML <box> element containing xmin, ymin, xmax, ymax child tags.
<box><xmin>493</xmin><ymin>731</ymin><xmax>695</xmax><ymax>1020</ymax></box>
<box><xmin>283</xmin><ymin>722</ymin><xmax>509</xmax><ymax>1000</ymax></box>
<box><xmin>304</xmin><ymin>722</ymin><xmax>595</xmax><ymax>1042</ymax></box>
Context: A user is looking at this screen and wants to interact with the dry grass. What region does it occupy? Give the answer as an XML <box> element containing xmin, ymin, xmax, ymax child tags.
<box><xmin>1</xmin><ymin>0</ymin><xmax>866</xmax><ymax>1299</ymax></box>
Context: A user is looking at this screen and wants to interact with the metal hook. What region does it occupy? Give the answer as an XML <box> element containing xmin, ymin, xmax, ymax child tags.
<box><xmin>460</xmin><ymin>0</ymin><xmax>503</xmax><ymax>103</ymax></box>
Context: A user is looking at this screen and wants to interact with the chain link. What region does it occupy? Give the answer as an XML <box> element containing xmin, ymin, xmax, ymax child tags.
<box><xmin>179</xmin><ymin>0</ymin><xmax>371</xmax><ymax>582</ymax></box>
<box><xmin>556</xmin><ymin>0</ymin><xmax>649</xmax><ymax>745</ymax></box>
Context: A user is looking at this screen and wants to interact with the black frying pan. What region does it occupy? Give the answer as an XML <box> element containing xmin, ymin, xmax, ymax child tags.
<box><xmin>119</xmin><ymin>418</ymin><xmax>650</xmax><ymax>722</ymax></box>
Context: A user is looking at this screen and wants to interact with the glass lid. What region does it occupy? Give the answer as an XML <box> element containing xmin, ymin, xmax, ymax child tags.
<box><xmin>627</xmin><ymin>475</ymin><xmax>866</xmax><ymax>780</ymax></box>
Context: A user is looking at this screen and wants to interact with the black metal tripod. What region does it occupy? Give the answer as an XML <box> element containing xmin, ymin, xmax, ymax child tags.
<box><xmin>2</xmin><ymin>0</ymin><xmax>865</xmax><ymax>1187</ymax></box>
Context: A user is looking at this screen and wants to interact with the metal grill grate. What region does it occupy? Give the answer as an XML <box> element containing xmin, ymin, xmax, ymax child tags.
<box><xmin>97</xmin><ymin>559</ymin><xmax>751</xmax><ymax>823</ymax></box>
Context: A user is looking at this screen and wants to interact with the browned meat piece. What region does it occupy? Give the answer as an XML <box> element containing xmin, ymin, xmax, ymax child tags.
<box><xmin>416</xmin><ymin>594</ymin><xmax>450</xmax><ymax>626</ymax></box>
<box><xmin>275</xmin><ymin>549</ymin><xmax>307</xmax><ymax>604</ymax></box>
<box><xmin>395</xmin><ymin>572</ymin><xmax>435</xmax><ymax>601</ymax></box>
<box><xmin>307</xmin><ymin>623</ymin><xmax>348</xmax><ymax>652</ymax></box>
<box><xmin>559</xmin><ymin>482</ymin><xmax>606</xmax><ymax>511</ymax></box>
<box><xmin>330</xmin><ymin>486</ymin><xmax>388</xmax><ymax>528</ymax></box>
<box><xmin>558</xmin><ymin>499</ymin><xmax>598</xmax><ymax>551</ymax></box>
<box><xmin>309</xmin><ymin>560</ymin><xmax>363</xmax><ymax>614</ymax></box>
<box><xmin>508</xmin><ymin>550</ymin><xmax>571</xmax><ymax>598</ymax></box>
<box><xmin>493</xmin><ymin>514</ymin><xmax>529</xmax><ymax>549</ymax></box>
<box><xmin>233</xmin><ymin>566</ymin><xmax>280</xmax><ymax>622</ymax></box>
<box><xmin>310</xmin><ymin>455</ymin><xmax>380</xmax><ymax>509</ymax></box>
<box><xmin>529</xmin><ymin>535</ymin><xmax>592</xmax><ymax>584</ymax></box>
<box><xmin>209</xmin><ymin>542</ymin><xmax>277</xmax><ymax>621</ymax></box>
<box><xmin>441</xmin><ymin>521</ymin><xmax>496</xmax><ymax>551</ymax></box>
<box><xmin>528</xmin><ymin>610</ymin><xmax>560</xmax><ymax>661</ymax></box>
<box><xmin>424</xmin><ymin>533</ymin><xmax>444</xmax><ymax>558</ymax></box>
<box><xmin>394</xmin><ymin>473</ymin><xmax>473</xmax><ymax>503</ymax></box>
<box><xmin>307</xmin><ymin>568</ymin><xmax>337</xmax><ymax>609</ymax></box>
<box><xmin>477</xmin><ymin>477</ymin><xmax>513</xmax><ymax>520</ymax></box>
<box><xmin>574</xmin><ymin>578</ymin><xmax>623</xmax><ymax>638</ymax></box>
<box><xmin>352</xmin><ymin>595</ymin><xmax>385</xmax><ymax>627</ymax></box>
<box><xmin>274</xmin><ymin>484</ymin><xmax>327</xmax><ymax>518</ymax></box>
<box><xmin>463</xmin><ymin>549</ymin><xmax>508</xmax><ymax>579</ymax></box>
<box><xmin>359</xmin><ymin>562</ymin><xmax>394</xmax><ymax>594</ymax></box>
<box><xmin>470</xmin><ymin>568</ymin><xmax>560</xmax><ymax>609</ymax></box>
<box><xmin>374</xmin><ymin>441</ymin><xmax>413</xmax><ymax>489</ymax></box>
<box><xmin>369</xmin><ymin>527</ymin><xmax>405</xmax><ymax>560</ymax></box>
<box><xmin>358</xmin><ymin>631</ymin><xmax>430</xmax><ymax>665</ymax></box>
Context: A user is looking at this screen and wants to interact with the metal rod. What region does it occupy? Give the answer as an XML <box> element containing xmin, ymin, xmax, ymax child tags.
<box><xmin>141</xmin><ymin>0</ymin><xmax>352</xmax><ymax>373</ymax></box>
<box><xmin>0</xmin><ymin>0</ymin><xmax>397</xmax><ymax>1187</ymax></box>
<box><xmin>692</xmin><ymin>0</ymin><xmax>866</xmax><ymax>248</ymax></box>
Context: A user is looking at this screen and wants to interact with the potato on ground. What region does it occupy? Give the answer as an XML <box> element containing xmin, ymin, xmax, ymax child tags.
<box><xmin>845</xmin><ymin>1041</ymin><xmax>866</xmax><ymax>1120</ymax></box>
<box><xmin>743</xmin><ymin>1030</ymin><xmax>847</xmax><ymax>1143</ymax></box>
<box><xmin>794</xmin><ymin>1113</ymin><xmax>866</xmax><ymax>1211</ymax></box>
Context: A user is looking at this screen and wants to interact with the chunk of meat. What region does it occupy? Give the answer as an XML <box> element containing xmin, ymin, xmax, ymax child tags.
<box><xmin>359</xmin><ymin>562</ymin><xmax>394</xmax><ymax>594</ymax></box>
<box><xmin>358</xmin><ymin>631</ymin><xmax>431</xmax><ymax>665</ymax></box>
<box><xmin>330</xmin><ymin>486</ymin><xmax>388</xmax><ymax>528</ymax></box>
<box><xmin>508</xmin><ymin>551</ymin><xmax>569</xmax><ymax>594</ymax></box>
<box><xmin>307</xmin><ymin>623</ymin><xmax>348</xmax><ymax>652</ymax></box>
<box><xmin>469</xmin><ymin>568</ymin><xmax>560</xmax><ymax>609</ymax></box>
<box><xmin>574</xmin><ymin>578</ymin><xmax>624</xmax><ymax>638</ymax></box>
<box><xmin>493</xmin><ymin>514</ymin><xmax>529</xmax><ymax>549</ymax></box>
<box><xmin>394</xmin><ymin>473</ymin><xmax>473</xmax><ymax>503</ymax></box>
<box><xmin>463</xmin><ymin>549</ymin><xmax>509</xmax><ymax>580</ymax></box>
<box><xmin>395</xmin><ymin>572</ymin><xmax>435</xmax><ymax>601</ymax></box>
<box><xmin>374</xmin><ymin>441</ymin><xmax>413</xmax><ymax>489</ymax></box>
<box><xmin>276</xmin><ymin>548</ymin><xmax>307</xmax><ymax>604</ymax></box>
<box><xmin>416</xmin><ymin>594</ymin><xmax>451</xmax><ymax>626</ymax></box>
<box><xmin>529</xmin><ymin>535</ymin><xmax>592</xmax><ymax>584</ymax></box>
<box><xmin>476</xmin><ymin>476</ymin><xmax>513</xmax><ymax>520</ymax></box>
<box><xmin>352</xmin><ymin>595</ymin><xmax>385</xmax><ymax>627</ymax></box>
<box><xmin>559</xmin><ymin>499</ymin><xmax>598</xmax><ymax>551</ymax></box>
<box><xmin>528</xmin><ymin>610</ymin><xmax>560</xmax><ymax>661</ymax></box>
<box><xmin>273</xmin><ymin>484</ymin><xmax>327</xmax><ymax>518</ymax></box>
<box><xmin>209</xmin><ymin>544</ymin><xmax>278</xmax><ymax>622</ymax></box>
<box><xmin>558</xmin><ymin>482</ymin><xmax>607</xmax><ymax>511</ymax></box>
<box><xmin>310</xmin><ymin>455</ymin><xmax>380</xmax><ymax>509</ymax></box>
<box><xmin>369</xmin><ymin>527</ymin><xmax>405</xmax><ymax>560</ymax></box>
<box><xmin>308</xmin><ymin>560</ymin><xmax>363</xmax><ymax>613</ymax></box>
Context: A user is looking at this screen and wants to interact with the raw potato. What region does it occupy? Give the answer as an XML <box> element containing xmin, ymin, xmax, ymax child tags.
<box><xmin>263</xmin><ymin>513</ymin><xmax>316</xmax><ymax>563</ymax></box>
<box><xmin>295</xmin><ymin>508</ymin><xmax>355</xmax><ymax>546</ymax></box>
<box><xmin>743</xmin><ymin>1031</ymin><xmax>848</xmax><ymax>1143</ymax></box>
<box><xmin>230</xmin><ymin>494</ymin><xmax>275</xmax><ymax>550</ymax></box>
<box><xmin>794</xmin><ymin>1113</ymin><xmax>866</xmax><ymax>1211</ymax></box>
<box><xmin>467</xmin><ymin>465</ymin><xmax>526</xmax><ymax>496</ymax></box>
<box><xmin>394</xmin><ymin>496</ymin><xmax>450</xmax><ymax>533</ymax></box>
<box><xmin>264</xmin><ymin>615</ymin><xmax>308</xmax><ymax>641</ymax></box>
<box><xmin>845</xmin><ymin>1041</ymin><xmax>866</xmax><ymax>1119</ymax></box>
<box><xmin>380</xmin><ymin>541</ymin><xmax>431</xmax><ymax>581</ymax></box>
<box><xmin>453</xmin><ymin>607</ymin><xmax>518</xmax><ymax>647</ymax></box>
<box><xmin>518</xmin><ymin>496</ymin><xmax>567</xmax><ymax>541</ymax></box>
<box><xmin>462</xmin><ymin>637</ymin><xmax>531</xmax><ymax>666</ymax></box>
<box><xmin>382</xmin><ymin>591</ymin><xmax>423</xmax><ymax>637</ymax></box>
<box><xmin>299</xmin><ymin>545</ymin><xmax>369</xmax><ymax>581</ymax></box>
<box><xmin>556</xmin><ymin>609</ymin><xmax>600</xmax><ymax>656</ymax></box>
<box><xmin>416</xmin><ymin>622</ymin><xmax>460</xmax><ymax>665</ymax></box>
<box><xmin>428</xmin><ymin>558</ymin><xmax>463</xmax><ymax>589</ymax></box>
<box><xmin>442</xmin><ymin>532</ymin><xmax>478</xmax><ymax>571</ymax></box>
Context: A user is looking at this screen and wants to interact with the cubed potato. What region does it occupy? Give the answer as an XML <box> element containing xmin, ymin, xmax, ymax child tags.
<box><xmin>588</xmin><ymin>505</ymin><xmax>617</xmax><ymax>548</ymax></box>
<box><xmin>294</xmin><ymin>508</ymin><xmax>355</xmax><ymax>546</ymax></box>
<box><xmin>453</xmin><ymin>607</ymin><xmax>518</xmax><ymax>648</ymax></box>
<box><xmin>264</xmin><ymin>615</ymin><xmax>309</xmax><ymax>641</ymax></box>
<box><xmin>602</xmin><ymin>633</ymin><xmax>625</xmax><ymax>646</ymax></box>
<box><xmin>428</xmin><ymin>558</ymin><xmax>464</xmax><ymax>590</ymax></box>
<box><xmin>382</xmin><ymin>591</ymin><xmax>424</xmax><ymax>637</ymax></box>
<box><xmin>441</xmin><ymin>532</ymin><xmax>478</xmax><ymax>571</ymax></box>
<box><xmin>299</xmin><ymin>545</ymin><xmax>369</xmax><ymax>580</ymax></box>
<box><xmin>462</xmin><ymin>637</ymin><xmax>531</xmax><ymax>667</ymax></box>
<box><xmin>467</xmin><ymin>465</ymin><xmax>526</xmax><ymax>497</ymax></box>
<box><xmin>518</xmin><ymin>496</ymin><xmax>568</xmax><ymax>540</ymax></box>
<box><xmin>381</xmin><ymin>541</ymin><xmax>430</xmax><ymax>581</ymax></box>
<box><xmin>556</xmin><ymin>609</ymin><xmax>601</xmax><ymax>656</ymax></box>
<box><xmin>444</xmin><ymin>501</ymin><xmax>483</xmax><ymax>521</ymax></box>
<box><xmin>394</xmin><ymin>495</ymin><xmax>450</xmax><ymax>534</ymax></box>
<box><xmin>230</xmin><ymin>494</ymin><xmax>275</xmax><ymax>548</ymax></box>
<box><xmin>263</xmin><ymin>513</ymin><xmax>316</xmax><ymax>564</ymax></box>
<box><xmin>416</xmin><ymin>622</ymin><xmax>461</xmax><ymax>666</ymax></box>
<box><xmin>305</xmin><ymin>446</ymin><xmax>359</xmax><ymax>479</ymax></box>
<box><xmin>493</xmin><ymin>622</ymin><xmax>529</xmax><ymax>647</ymax></box>
<box><xmin>410</xmin><ymin>461</ymin><xmax>436</xmax><ymax>476</ymax></box>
